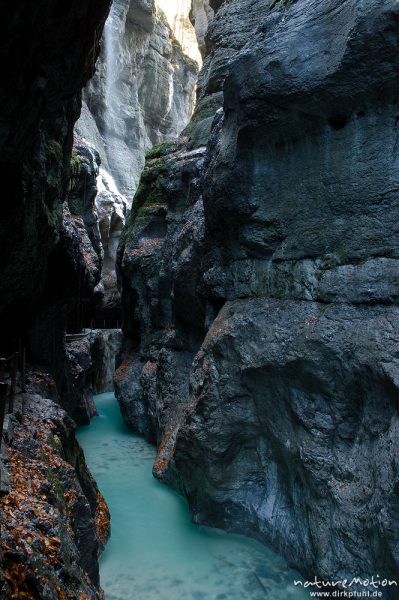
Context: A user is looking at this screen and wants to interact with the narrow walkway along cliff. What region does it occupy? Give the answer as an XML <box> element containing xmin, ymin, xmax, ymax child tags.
<box><xmin>1</xmin><ymin>0</ymin><xmax>399</xmax><ymax>599</ymax></box>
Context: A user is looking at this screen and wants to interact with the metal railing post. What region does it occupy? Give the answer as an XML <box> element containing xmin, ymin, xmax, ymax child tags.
<box><xmin>0</xmin><ymin>358</ymin><xmax>6</xmax><ymax>382</ymax></box>
<box><xmin>8</xmin><ymin>352</ymin><xmax>18</xmax><ymax>412</ymax></box>
<box><xmin>21</xmin><ymin>348</ymin><xmax>26</xmax><ymax>393</ymax></box>
<box><xmin>0</xmin><ymin>382</ymin><xmax>8</xmax><ymax>451</ymax></box>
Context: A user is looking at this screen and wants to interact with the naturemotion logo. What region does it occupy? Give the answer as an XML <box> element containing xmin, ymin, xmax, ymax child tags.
<box><xmin>294</xmin><ymin>575</ymin><xmax>398</xmax><ymax>598</ymax></box>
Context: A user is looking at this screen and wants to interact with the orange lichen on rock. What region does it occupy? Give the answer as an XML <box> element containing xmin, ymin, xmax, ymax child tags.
<box><xmin>0</xmin><ymin>398</ymin><xmax>105</xmax><ymax>599</ymax></box>
<box><xmin>143</xmin><ymin>360</ymin><xmax>157</xmax><ymax>375</ymax></box>
<box><xmin>96</xmin><ymin>491</ymin><xmax>110</xmax><ymax>550</ymax></box>
<box><xmin>113</xmin><ymin>361</ymin><xmax>131</xmax><ymax>383</ymax></box>
<box><xmin>153</xmin><ymin>428</ymin><xmax>177</xmax><ymax>476</ymax></box>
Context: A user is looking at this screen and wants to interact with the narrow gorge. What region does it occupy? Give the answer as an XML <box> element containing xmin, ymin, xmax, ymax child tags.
<box><xmin>1</xmin><ymin>0</ymin><xmax>399</xmax><ymax>599</ymax></box>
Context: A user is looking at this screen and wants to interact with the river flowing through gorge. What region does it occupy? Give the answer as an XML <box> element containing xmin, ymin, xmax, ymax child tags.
<box><xmin>1</xmin><ymin>1</ymin><xmax>399</xmax><ymax>598</ymax></box>
<box><xmin>78</xmin><ymin>393</ymin><xmax>308</xmax><ymax>600</ymax></box>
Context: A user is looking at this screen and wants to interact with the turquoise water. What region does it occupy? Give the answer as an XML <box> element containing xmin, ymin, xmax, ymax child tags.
<box><xmin>77</xmin><ymin>392</ymin><xmax>308</xmax><ymax>600</ymax></box>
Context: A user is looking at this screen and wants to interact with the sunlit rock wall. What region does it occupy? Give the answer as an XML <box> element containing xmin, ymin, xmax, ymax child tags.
<box><xmin>155</xmin><ymin>0</ymin><xmax>203</xmax><ymax>66</ymax></box>
<box><xmin>190</xmin><ymin>0</ymin><xmax>214</xmax><ymax>58</ymax></box>
<box><xmin>76</xmin><ymin>0</ymin><xmax>199</xmax><ymax>200</ymax></box>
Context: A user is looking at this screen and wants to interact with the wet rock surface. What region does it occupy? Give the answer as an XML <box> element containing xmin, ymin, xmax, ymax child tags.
<box><xmin>0</xmin><ymin>393</ymin><xmax>109</xmax><ymax>599</ymax></box>
<box><xmin>28</xmin><ymin>171</ymin><xmax>103</xmax><ymax>424</ymax></box>
<box><xmin>69</xmin><ymin>137</ymin><xmax>104</xmax><ymax>266</ymax></box>
<box><xmin>203</xmin><ymin>0</ymin><xmax>399</xmax><ymax>305</ymax></box>
<box><xmin>117</xmin><ymin>0</ymin><xmax>399</xmax><ymax>590</ymax></box>
<box><xmin>116</xmin><ymin>141</ymin><xmax>207</xmax><ymax>444</ymax></box>
<box><xmin>0</xmin><ymin>0</ymin><xmax>129</xmax><ymax>597</ymax></box>
<box><xmin>70</xmin><ymin>134</ymin><xmax>127</xmax><ymax>326</ymax></box>
<box><xmin>27</xmin><ymin>136</ymin><xmax>121</xmax><ymax>424</ymax></box>
<box><xmin>89</xmin><ymin>329</ymin><xmax>123</xmax><ymax>393</ymax></box>
<box><xmin>170</xmin><ymin>300</ymin><xmax>399</xmax><ymax>582</ymax></box>
<box><xmin>66</xmin><ymin>328</ymin><xmax>123</xmax><ymax>419</ymax></box>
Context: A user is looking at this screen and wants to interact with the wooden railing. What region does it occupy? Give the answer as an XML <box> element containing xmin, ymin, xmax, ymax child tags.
<box><xmin>65</xmin><ymin>320</ymin><xmax>122</xmax><ymax>340</ymax></box>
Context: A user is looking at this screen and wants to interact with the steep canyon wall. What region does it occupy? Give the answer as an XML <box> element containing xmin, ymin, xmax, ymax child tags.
<box><xmin>0</xmin><ymin>0</ymin><xmax>114</xmax><ymax>423</ymax></box>
<box><xmin>76</xmin><ymin>0</ymin><xmax>201</xmax><ymax>331</ymax></box>
<box><xmin>0</xmin><ymin>2</ymin><xmax>202</xmax><ymax>594</ymax></box>
<box><xmin>117</xmin><ymin>0</ymin><xmax>399</xmax><ymax>590</ymax></box>
<box><xmin>76</xmin><ymin>0</ymin><xmax>199</xmax><ymax>200</ymax></box>
<box><xmin>0</xmin><ymin>3</ymin><xmax>113</xmax><ymax>596</ymax></box>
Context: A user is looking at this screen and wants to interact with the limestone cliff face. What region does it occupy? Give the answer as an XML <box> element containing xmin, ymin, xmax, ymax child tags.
<box><xmin>69</xmin><ymin>134</ymin><xmax>128</xmax><ymax>325</ymax></box>
<box><xmin>190</xmin><ymin>0</ymin><xmax>214</xmax><ymax>59</ymax></box>
<box><xmin>116</xmin><ymin>141</ymin><xmax>207</xmax><ymax>442</ymax></box>
<box><xmin>117</xmin><ymin>0</ymin><xmax>399</xmax><ymax>589</ymax></box>
<box><xmin>155</xmin><ymin>0</ymin><xmax>203</xmax><ymax>66</ymax></box>
<box><xmin>76</xmin><ymin>0</ymin><xmax>199</xmax><ymax>200</ymax></box>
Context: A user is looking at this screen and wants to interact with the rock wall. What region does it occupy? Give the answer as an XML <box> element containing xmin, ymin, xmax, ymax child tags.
<box><xmin>90</xmin><ymin>329</ymin><xmax>124</xmax><ymax>393</ymax></box>
<box><xmin>0</xmin><ymin>0</ymin><xmax>111</xmax><ymax>342</ymax></box>
<box><xmin>0</xmin><ymin>0</ymin><xmax>112</xmax><ymax>422</ymax></box>
<box><xmin>76</xmin><ymin>0</ymin><xmax>199</xmax><ymax>200</ymax></box>
<box><xmin>116</xmin><ymin>141</ymin><xmax>207</xmax><ymax>442</ymax></box>
<box><xmin>189</xmin><ymin>0</ymin><xmax>214</xmax><ymax>58</ymax></box>
<box><xmin>0</xmin><ymin>392</ymin><xmax>109</xmax><ymax>599</ymax></box>
<box><xmin>155</xmin><ymin>0</ymin><xmax>203</xmax><ymax>66</ymax></box>
<box><xmin>27</xmin><ymin>137</ymin><xmax>108</xmax><ymax>424</ymax></box>
<box><xmin>0</xmin><ymin>2</ymin><xmax>120</xmax><ymax>597</ymax></box>
<box><xmin>70</xmin><ymin>134</ymin><xmax>128</xmax><ymax>326</ymax></box>
<box><xmin>26</xmin><ymin>134</ymin><xmax>122</xmax><ymax>423</ymax></box>
<box><xmin>117</xmin><ymin>0</ymin><xmax>399</xmax><ymax>590</ymax></box>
